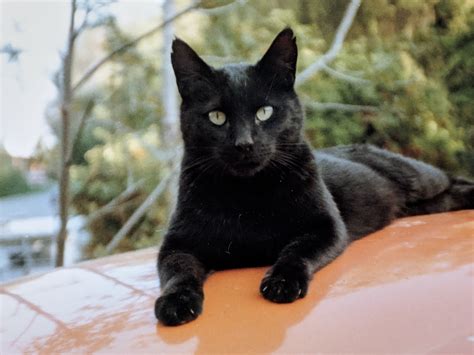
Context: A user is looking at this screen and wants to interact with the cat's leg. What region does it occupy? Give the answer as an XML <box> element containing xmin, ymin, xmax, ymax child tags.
<box><xmin>404</xmin><ymin>177</ymin><xmax>474</xmax><ymax>215</ymax></box>
<box><xmin>260</xmin><ymin>214</ymin><xmax>348</xmax><ymax>303</ymax></box>
<box><xmin>326</xmin><ymin>144</ymin><xmax>474</xmax><ymax>213</ymax></box>
<box><xmin>155</xmin><ymin>251</ymin><xmax>208</xmax><ymax>325</ymax></box>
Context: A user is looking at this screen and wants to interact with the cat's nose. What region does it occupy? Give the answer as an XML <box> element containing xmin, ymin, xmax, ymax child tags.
<box><xmin>234</xmin><ymin>133</ymin><xmax>254</xmax><ymax>152</ymax></box>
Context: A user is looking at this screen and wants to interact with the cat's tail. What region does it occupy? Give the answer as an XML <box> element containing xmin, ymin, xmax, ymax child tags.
<box><xmin>403</xmin><ymin>175</ymin><xmax>474</xmax><ymax>216</ymax></box>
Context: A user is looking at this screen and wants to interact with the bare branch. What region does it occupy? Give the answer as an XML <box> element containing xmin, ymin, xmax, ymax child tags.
<box><xmin>304</xmin><ymin>101</ymin><xmax>380</xmax><ymax>113</ymax></box>
<box><xmin>132</xmin><ymin>132</ymin><xmax>183</xmax><ymax>161</ymax></box>
<box><xmin>87</xmin><ymin>179</ymin><xmax>145</xmax><ymax>224</ymax></box>
<box><xmin>161</xmin><ymin>0</ymin><xmax>180</xmax><ymax>146</ymax></box>
<box><xmin>56</xmin><ymin>0</ymin><xmax>78</xmax><ymax>267</ymax></box>
<box><xmin>321</xmin><ymin>64</ymin><xmax>420</xmax><ymax>87</ymax></box>
<box><xmin>104</xmin><ymin>162</ymin><xmax>180</xmax><ymax>254</ymax></box>
<box><xmin>322</xmin><ymin>64</ymin><xmax>370</xmax><ymax>84</ymax></box>
<box><xmin>73</xmin><ymin>3</ymin><xmax>93</xmax><ymax>38</ymax></box>
<box><xmin>74</xmin><ymin>0</ymin><xmax>115</xmax><ymax>36</ymax></box>
<box><xmin>198</xmin><ymin>0</ymin><xmax>247</xmax><ymax>15</ymax></box>
<box><xmin>296</xmin><ymin>0</ymin><xmax>361</xmax><ymax>87</ymax></box>
<box><xmin>71</xmin><ymin>1</ymin><xmax>200</xmax><ymax>94</ymax></box>
<box><xmin>0</xmin><ymin>43</ymin><xmax>23</xmax><ymax>62</ymax></box>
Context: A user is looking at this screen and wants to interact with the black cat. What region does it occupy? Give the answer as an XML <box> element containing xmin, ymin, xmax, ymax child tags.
<box><xmin>154</xmin><ymin>28</ymin><xmax>473</xmax><ymax>326</ymax></box>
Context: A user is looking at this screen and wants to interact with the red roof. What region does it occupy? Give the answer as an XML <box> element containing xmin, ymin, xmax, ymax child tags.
<box><xmin>1</xmin><ymin>210</ymin><xmax>473</xmax><ymax>353</ymax></box>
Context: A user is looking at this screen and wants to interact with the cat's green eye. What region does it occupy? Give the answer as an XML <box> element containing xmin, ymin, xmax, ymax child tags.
<box><xmin>256</xmin><ymin>106</ymin><xmax>274</xmax><ymax>122</ymax></box>
<box><xmin>208</xmin><ymin>111</ymin><xmax>226</xmax><ymax>126</ymax></box>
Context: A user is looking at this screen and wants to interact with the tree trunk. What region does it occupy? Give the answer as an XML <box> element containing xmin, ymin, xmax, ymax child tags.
<box><xmin>56</xmin><ymin>0</ymin><xmax>76</xmax><ymax>267</ymax></box>
<box><xmin>56</xmin><ymin>106</ymin><xmax>70</xmax><ymax>267</ymax></box>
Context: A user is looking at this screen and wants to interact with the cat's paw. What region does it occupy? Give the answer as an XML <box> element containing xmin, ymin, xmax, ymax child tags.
<box><xmin>260</xmin><ymin>264</ymin><xmax>309</xmax><ymax>303</ymax></box>
<box><xmin>154</xmin><ymin>287</ymin><xmax>203</xmax><ymax>326</ymax></box>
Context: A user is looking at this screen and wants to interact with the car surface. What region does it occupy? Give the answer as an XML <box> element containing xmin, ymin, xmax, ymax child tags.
<box><xmin>1</xmin><ymin>210</ymin><xmax>473</xmax><ymax>354</ymax></box>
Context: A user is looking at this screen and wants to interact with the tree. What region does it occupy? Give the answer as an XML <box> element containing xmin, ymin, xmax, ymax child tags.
<box><xmin>0</xmin><ymin>149</ymin><xmax>31</xmax><ymax>197</ymax></box>
<box><xmin>55</xmin><ymin>0</ymin><xmax>116</xmax><ymax>266</ymax></box>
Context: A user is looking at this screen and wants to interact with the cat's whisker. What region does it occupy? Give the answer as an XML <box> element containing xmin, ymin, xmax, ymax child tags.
<box><xmin>270</xmin><ymin>151</ymin><xmax>308</xmax><ymax>179</ymax></box>
<box><xmin>181</xmin><ymin>157</ymin><xmax>212</xmax><ymax>173</ymax></box>
<box><xmin>275</xmin><ymin>143</ymin><xmax>307</xmax><ymax>146</ymax></box>
<box><xmin>185</xmin><ymin>146</ymin><xmax>217</xmax><ymax>150</ymax></box>
<box><xmin>181</xmin><ymin>156</ymin><xmax>216</xmax><ymax>175</ymax></box>
<box><xmin>191</xmin><ymin>159</ymin><xmax>221</xmax><ymax>183</ymax></box>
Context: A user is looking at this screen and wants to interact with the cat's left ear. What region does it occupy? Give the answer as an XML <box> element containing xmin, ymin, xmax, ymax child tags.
<box><xmin>256</xmin><ymin>28</ymin><xmax>297</xmax><ymax>88</ymax></box>
<box><xmin>171</xmin><ymin>38</ymin><xmax>215</xmax><ymax>100</ymax></box>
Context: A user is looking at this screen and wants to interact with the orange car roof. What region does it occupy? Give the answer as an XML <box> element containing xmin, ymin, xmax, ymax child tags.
<box><xmin>1</xmin><ymin>210</ymin><xmax>473</xmax><ymax>354</ymax></box>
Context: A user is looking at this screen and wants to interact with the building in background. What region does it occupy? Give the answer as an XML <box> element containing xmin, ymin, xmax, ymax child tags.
<box><xmin>0</xmin><ymin>187</ymin><xmax>89</xmax><ymax>283</ymax></box>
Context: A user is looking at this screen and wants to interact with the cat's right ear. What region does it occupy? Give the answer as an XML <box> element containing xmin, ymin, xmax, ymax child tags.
<box><xmin>256</xmin><ymin>28</ymin><xmax>297</xmax><ymax>89</ymax></box>
<box><xmin>171</xmin><ymin>38</ymin><xmax>214</xmax><ymax>100</ymax></box>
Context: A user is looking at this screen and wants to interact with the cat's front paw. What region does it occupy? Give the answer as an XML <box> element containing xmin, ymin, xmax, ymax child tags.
<box><xmin>260</xmin><ymin>264</ymin><xmax>309</xmax><ymax>303</ymax></box>
<box><xmin>154</xmin><ymin>287</ymin><xmax>203</xmax><ymax>326</ymax></box>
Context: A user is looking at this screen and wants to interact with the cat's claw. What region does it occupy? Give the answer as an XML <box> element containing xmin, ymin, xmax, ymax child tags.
<box><xmin>154</xmin><ymin>288</ymin><xmax>203</xmax><ymax>326</ymax></box>
<box><xmin>260</xmin><ymin>267</ymin><xmax>308</xmax><ymax>303</ymax></box>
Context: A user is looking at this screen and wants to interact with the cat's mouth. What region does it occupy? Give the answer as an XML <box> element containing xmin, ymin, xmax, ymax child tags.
<box><xmin>228</xmin><ymin>159</ymin><xmax>266</xmax><ymax>177</ymax></box>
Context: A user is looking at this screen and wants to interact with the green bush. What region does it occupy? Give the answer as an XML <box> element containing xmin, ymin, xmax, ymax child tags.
<box><xmin>0</xmin><ymin>152</ymin><xmax>32</xmax><ymax>197</ymax></box>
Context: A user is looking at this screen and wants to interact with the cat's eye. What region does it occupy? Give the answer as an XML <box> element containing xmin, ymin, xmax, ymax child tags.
<box><xmin>256</xmin><ymin>106</ymin><xmax>274</xmax><ymax>122</ymax></box>
<box><xmin>208</xmin><ymin>111</ymin><xmax>226</xmax><ymax>126</ymax></box>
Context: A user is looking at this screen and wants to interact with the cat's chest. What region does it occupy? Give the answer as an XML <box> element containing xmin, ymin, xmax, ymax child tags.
<box><xmin>182</xmin><ymin>206</ymin><xmax>294</xmax><ymax>268</ymax></box>
<box><xmin>188</xmin><ymin>178</ymin><xmax>311</xmax><ymax>223</ymax></box>
<box><xmin>181</xmin><ymin>181</ymin><xmax>316</xmax><ymax>253</ymax></box>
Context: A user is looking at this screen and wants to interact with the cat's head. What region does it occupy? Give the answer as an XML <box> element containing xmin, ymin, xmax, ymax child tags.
<box><xmin>171</xmin><ymin>28</ymin><xmax>303</xmax><ymax>177</ymax></box>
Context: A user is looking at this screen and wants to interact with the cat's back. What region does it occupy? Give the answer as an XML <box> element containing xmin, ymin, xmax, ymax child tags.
<box><xmin>316</xmin><ymin>144</ymin><xmax>449</xmax><ymax>202</ymax></box>
<box><xmin>314</xmin><ymin>146</ymin><xmax>394</xmax><ymax>192</ymax></box>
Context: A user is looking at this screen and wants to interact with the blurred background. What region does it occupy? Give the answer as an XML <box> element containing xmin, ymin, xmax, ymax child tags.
<box><xmin>0</xmin><ymin>0</ymin><xmax>472</xmax><ymax>283</ymax></box>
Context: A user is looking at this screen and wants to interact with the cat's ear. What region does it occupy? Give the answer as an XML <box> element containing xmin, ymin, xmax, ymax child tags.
<box><xmin>256</xmin><ymin>28</ymin><xmax>297</xmax><ymax>88</ymax></box>
<box><xmin>171</xmin><ymin>38</ymin><xmax>214</xmax><ymax>100</ymax></box>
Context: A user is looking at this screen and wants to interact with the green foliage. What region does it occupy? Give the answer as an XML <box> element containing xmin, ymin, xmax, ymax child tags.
<box><xmin>0</xmin><ymin>150</ymin><xmax>32</xmax><ymax>197</ymax></box>
<box><xmin>61</xmin><ymin>0</ymin><xmax>473</xmax><ymax>258</ymax></box>
<box><xmin>71</xmin><ymin>127</ymin><xmax>171</xmax><ymax>257</ymax></box>
<box><xmin>69</xmin><ymin>19</ymin><xmax>169</xmax><ymax>257</ymax></box>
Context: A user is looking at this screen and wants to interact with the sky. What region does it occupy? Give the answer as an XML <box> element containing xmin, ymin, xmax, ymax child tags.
<box><xmin>0</xmin><ymin>0</ymin><xmax>161</xmax><ymax>158</ymax></box>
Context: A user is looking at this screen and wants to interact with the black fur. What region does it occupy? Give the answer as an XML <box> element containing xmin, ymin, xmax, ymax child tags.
<box><xmin>154</xmin><ymin>28</ymin><xmax>474</xmax><ymax>326</ymax></box>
